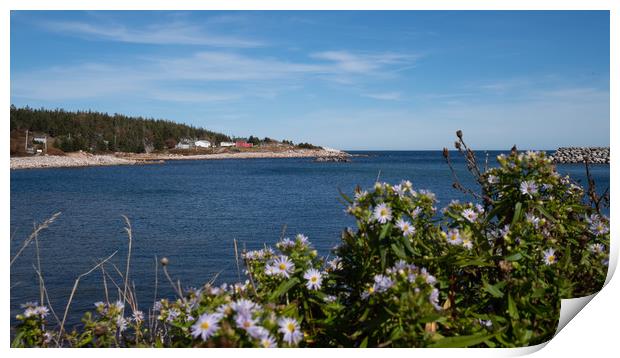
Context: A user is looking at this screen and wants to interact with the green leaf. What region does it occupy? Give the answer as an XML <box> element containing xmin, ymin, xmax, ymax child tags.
<box><xmin>360</xmin><ymin>336</ymin><xmax>369</xmax><ymax>348</ymax></box>
<box><xmin>401</xmin><ymin>235</ymin><xmax>415</xmax><ymax>255</ymax></box>
<box><xmin>391</xmin><ymin>243</ymin><xmax>407</xmax><ymax>260</ymax></box>
<box><xmin>380</xmin><ymin>246</ymin><xmax>387</xmax><ymax>271</ymax></box>
<box><xmin>505</xmin><ymin>252</ymin><xmax>522</xmax><ymax>261</ymax></box>
<box><xmin>483</xmin><ymin>280</ymin><xmax>505</xmax><ymax>298</ymax></box>
<box><xmin>429</xmin><ymin>331</ymin><xmax>498</xmax><ymax>348</ymax></box>
<box><xmin>379</xmin><ymin>223</ymin><xmax>392</xmax><ymax>240</ymax></box>
<box><xmin>507</xmin><ymin>294</ymin><xmax>519</xmax><ymax>319</ymax></box>
<box><xmin>511</xmin><ymin>202</ymin><xmax>523</xmax><ymax>227</ymax></box>
<box><xmin>268</xmin><ymin>277</ymin><xmax>300</xmax><ymax>301</ymax></box>
<box><xmin>535</xmin><ymin>205</ymin><xmax>557</xmax><ymax>223</ymax></box>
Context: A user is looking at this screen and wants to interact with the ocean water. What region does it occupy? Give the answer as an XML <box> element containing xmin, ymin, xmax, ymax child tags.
<box><xmin>10</xmin><ymin>151</ymin><xmax>610</xmax><ymax>328</ymax></box>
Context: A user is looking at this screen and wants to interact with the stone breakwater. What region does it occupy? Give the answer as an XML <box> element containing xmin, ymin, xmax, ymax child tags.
<box><xmin>11</xmin><ymin>149</ymin><xmax>350</xmax><ymax>170</ymax></box>
<box><xmin>551</xmin><ymin>147</ymin><xmax>609</xmax><ymax>164</ymax></box>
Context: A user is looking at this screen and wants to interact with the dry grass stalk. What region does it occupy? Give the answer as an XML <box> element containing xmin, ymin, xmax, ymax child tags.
<box><xmin>57</xmin><ymin>250</ymin><xmax>118</xmax><ymax>345</ymax></box>
<box><xmin>11</xmin><ymin>212</ymin><xmax>61</xmax><ymax>266</ymax></box>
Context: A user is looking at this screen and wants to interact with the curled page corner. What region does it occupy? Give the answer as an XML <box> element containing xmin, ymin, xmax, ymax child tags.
<box><xmin>556</xmin><ymin>294</ymin><xmax>597</xmax><ymax>335</ymax></box>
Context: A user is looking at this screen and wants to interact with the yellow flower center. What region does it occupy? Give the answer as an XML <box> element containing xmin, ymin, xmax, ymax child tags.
<box><xmin>287</xmin><ymin>323</ymin><xmax>296</xmax><ymax>332</ymax></box>
<box><xmin>380</xmin><ymin>209</ymin><xmax>388</xmax><ymax>216</ymax></box>
<box><xmin>548</xmin><ymin>255</ymin><xmax>555</xmax><ymax>263</ymax></box>
<box><xmin>279</xmin><ymin>263</ymin><xmax>286</xmax><ymax>270</ymax></box>
<box><xmin>243</xmin><ymin>321</ymin><xmax>251</xmax><ymax>328</ymax></box>
<box><xmin>311</xmin><ymin>277</ymin><xmax>318</xmax><ymax>283</ymax></box>
<box><xmin>200</xmin><ymin>322</ymin><xmax>210</xmax><ymax>330</ymax></box>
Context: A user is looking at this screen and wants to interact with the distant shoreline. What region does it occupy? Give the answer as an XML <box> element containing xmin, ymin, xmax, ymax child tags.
<box><xmin>10</xmin><ymin>148</ymin><xmax>350</xmax><ymax>170</ymax></box>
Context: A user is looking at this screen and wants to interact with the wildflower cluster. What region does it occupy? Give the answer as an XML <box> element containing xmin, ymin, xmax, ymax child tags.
<box><xmin>13</xmin><ymin>147</ymin><xmax>609</xmax><ymax>348</ymax></box>
<box><xmin>12</xmin><ymin>302</ymin><xmax>53</xmax><ymax>347</ymax></box>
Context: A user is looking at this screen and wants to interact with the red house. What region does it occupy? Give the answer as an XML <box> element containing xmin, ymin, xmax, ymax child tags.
<box><xmin>235</xmin><ymin>141</ymin><xmax>253</xmax><ymax>148</ymax></box>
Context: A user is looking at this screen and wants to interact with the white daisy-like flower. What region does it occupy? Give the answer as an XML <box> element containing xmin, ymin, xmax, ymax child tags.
<box><xmin>35</xmin><ymin>306</ymin><xmax>49</xmax><ymax>318</ymax></box>
<box><xmin>277</xmin><ymin>238</ymin><xmax>296</xmax><ymax>250</ymax></box>
<box><xmin>462</xmin><ymin>208</ymin><xmax>478</xmax><ymax>223</ymax></box>
<box><xmin>235</xmin><ymin>312</ymin><xmax>258</xmax><ymax>331</ymax></box>
<box><xmin>589</xmin><ymin>243</ymin><xmax>605</xmax><ymax>255</ymax></box>
<box><xmin>590</xmin><ymin>221</ymin><xmax>609</xmax><ymax>236</ymax></box>
<box><xmin>278</xmin><ymin>317</ymin><xmax>302</xmax><ymax>345</ymax></box>
<box><xmin>393</xmin><ymin>184</ymin><xmax>406</xmax><ymax>197</ymax></box>
<box><xmin>373</xmin><ymin>203</ymin><xmax>393</xmax><ymax>224</ymax></box>
<box><xmin>43</xmin><ymin>331</ymin><xmax>53</xmax><ymax>344</ymax></box>
<box><xmin>446</xmin><ymin>229</ymin><xmax>463</xmax><ymax>245</ymax></box>
<box><xmin>113</xmin><ymin>300</ymin><xmax>125</xmax><ymax>311</ymax></box>
<box><xmin>323</xmin><ymin>295</ymin><xmax>337</xmax><ymax>303</ymax></box>
<box><xmin>132</xmin><ymin>310</ymin><xmax>144</xmax><ymax>322</ymax></box>
<box><xmin>429</xmin><ymin>288</ymin><xmax>442</xmax><ymax>311</ymax></box>
<box><xmin>396</xmin><ymin>218</ymin><xmax>416</xmax><ymax>237</ymax></box>
<box><xmin>520</xmin><ymin>180</ymin><xmax>538</xmax><ymax>197</ymax></box>
<box><xmin>247</xmin><ymin>325</ymin><xmax>269</xmax><ymax>340</ymax></box>
<box><xmin>326</xmin><ymin>257</ymin><xmax>342</xmax><ymax>271</ymax></box>
<box><xmin>116</xmin><ymin>316</ymin><xmax>128</xmax><ymax>332</ymax></box>
<box><xmin>411</xmin><ymin>207</ymin><xmax>422</xmax><ymax>218</ymax></box>
<box><xmin>462</xmin><ymin>237</ymin><xmax>473</xmax><ymax>250</ymax></box>
<box><xmin>259</xmin><ymin>334</ymin><xmax>277</xmax><ymax>348</ymax></box>
<box><xmin>401</xmin><ymin>180</ymin><xmax>413</xmax><ymax>192</ymax></box>
<box><xmin>191</xmin><ymin>313</ymin><xmax>221</xmax><ymax>341</ymax></box>
<box><xmin>216</xmin><ymin>303</ymin><xmax>233</xmax><ymax>317</ymax></box>
<box><xmin>24</xmin><ymin>307</ymin><xmax>37</xmax><ymax>318</ymax></box>
<box><xmin>525</xmin><ymin>213</ymin><xmax>541</xmax><ymax>228</ymax></box>
<box><xmin>475</xmin><ymin>204</ymin><xmax>485</xmax><ymax>213</ymax></box>
<box><xmin>303</xmin><ymin>268</ymin><xmax>323</xmax><ymax>290</ymax></box>
<box><xmin>354</xmin><ymin>190</ymin><xmax>368</xmax><ymax>201</ymax></box>
<box><xmin>373</xmin><ymin>274</ymin><xmax>394</xmax><ymax>293</ymax></box>
<box><xmin>487</xmin><ymin>174</ymin><xmax>499</xmax><ymax>184</ymax></box>
<box><xmin>543</xmin><ymin>248</ymin><xmax>557</xmax><ymax>265</ymax></box>
<box><xmin>166</xmin><ymin>308</ymin><xmax>180</xmax><ymax>322</ymax></box>
<box><xmin>231</xmin><ymin>299</ymin><xmax>259</xmax><ymax>315</ymax></box>
<box><xmin>295</xmin><ymin>234</ymin><xmax>309</xmax><ymax>246</ymax></box>
<box><xmin>272</xmin><ymin>256</ymin><xmax>295</xmax><ymax>278</ymax></box>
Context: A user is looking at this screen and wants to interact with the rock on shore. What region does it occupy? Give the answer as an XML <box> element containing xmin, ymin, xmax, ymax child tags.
<box><xmin>10</xmin><ymin>152</ymin><xmax>138</xmax><ymax>170</ymax></box>
<box><xmin>551</xmin><ymin>147</ymin><xmax>609</xmax><ymax>164</ymax></box>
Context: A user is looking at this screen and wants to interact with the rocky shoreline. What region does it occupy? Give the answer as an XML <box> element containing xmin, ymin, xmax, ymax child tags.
<box><xmin>551</xmin><ymin>147</ymin><xmax>609</xmax><ymax>164</ymax></box>
<box><xmin>10</xmin><ymin>149</ymin><xmax>350</xmax><ymax>170</ymax></box>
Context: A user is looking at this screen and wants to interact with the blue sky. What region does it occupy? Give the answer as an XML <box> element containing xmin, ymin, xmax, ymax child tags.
<box><xmin>11</xmin><ymin>11</ymin><xmax>609</xmax><ymax>150</ymax></box>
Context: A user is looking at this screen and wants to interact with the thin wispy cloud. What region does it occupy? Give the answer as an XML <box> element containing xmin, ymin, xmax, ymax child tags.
<box><xmin>44</xmin><ymin>20</ymin><xmax>264</xmax><ymax>47</ymax></box>
<box><xmin>362</xmin><ymin>92</ymin><xmax>402</xmax><ymax>101</ymax></box>
<box><xmin>311</xmin><ymin>51</ymin><xmax>417</xmax><ymax>73</ymax></box>
<box><xmin>12</xmin><ymin>49</ymin><xmax>419</xmax><ymax>102</ymax></box>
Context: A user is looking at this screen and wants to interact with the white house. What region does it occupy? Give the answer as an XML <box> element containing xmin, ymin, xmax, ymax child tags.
<box><xmin>195</xmin><ymin>140</ymin><xmax>212</xmax><ymax>148</ymax></box>
<box><xmin>220</xmin><ymin>141</ymin><xmax>235</xmax><ymax>147</ymax></box>
<box><xmin>175</xmin><ymin>139</ymin><xmax>194</xmax><ymax>150</ymax></box>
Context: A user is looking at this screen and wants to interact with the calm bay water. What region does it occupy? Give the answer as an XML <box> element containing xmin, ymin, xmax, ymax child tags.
<box><xmin>10</xmin><ymin>151</ymin><xmax>610</xmax><ymax>327</ymax></box>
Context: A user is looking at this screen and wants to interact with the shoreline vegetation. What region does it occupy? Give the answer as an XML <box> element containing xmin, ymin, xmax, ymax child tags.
<box><xmin>10</xmin><ymin>131</ymin><xmax>610</xmax><ymax>348</ymax></box>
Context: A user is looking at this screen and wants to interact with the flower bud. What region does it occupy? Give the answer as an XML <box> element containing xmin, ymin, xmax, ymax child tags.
<box><xmin>160</xmin><ymin>257</ymin><xmax>169</xmax><ymax>266</ymax></box>
<box><xmin>456</xmin><ymin>130</ymin><xmax>463</xmax><ymax>139</ymax></box>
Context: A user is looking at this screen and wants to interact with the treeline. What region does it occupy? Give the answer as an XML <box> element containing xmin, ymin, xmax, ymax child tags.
<box><xmin>10</xmin><ymin>105</ymin><xmax>232</xmax><ymax>153</ymax></box>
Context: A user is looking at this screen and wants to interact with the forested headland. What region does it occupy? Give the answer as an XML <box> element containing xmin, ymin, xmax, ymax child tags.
<box><xmin>10</xmin><ymin>105</ymin><xmax>232</xmax><ymax>155</ymax></box>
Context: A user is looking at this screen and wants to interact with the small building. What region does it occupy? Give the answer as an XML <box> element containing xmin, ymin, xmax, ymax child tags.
<box><xmin>220</xmin><ymin>141</ymin><xmax>235</xmax><ymax>147</ymax></box>
<box><xmin>195</xmin><ymin>140</ymin><xmax>211</xmax><ymax>148</ymax></box>
<box><xmin>175</xmin><ymin>139</ymin><xmax>194</xmax><ymax>150</ymax></box>
<box><xmin>235</xmin><ymin>141</ymin><xmax>253</xmax><ymax>148</ymax></box>
<box><xmin>33</xmin><ymin>136</ymin><xmax>47</xmax><ymax>144</ymax></box>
